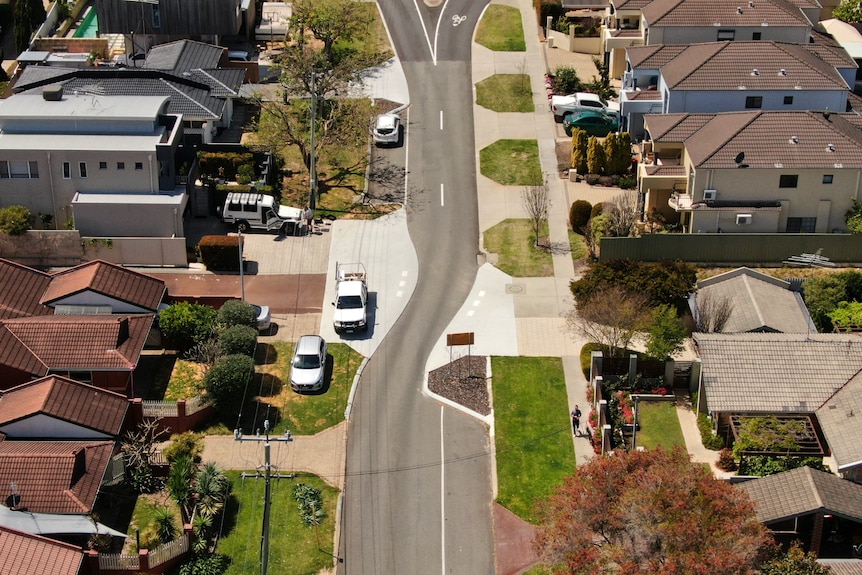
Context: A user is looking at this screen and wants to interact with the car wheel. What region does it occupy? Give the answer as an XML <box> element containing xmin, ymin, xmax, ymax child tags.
<box><xmin>237</xmin><ymin>221</ymin><xmax>249</xmax><ymax>233</ymax></box>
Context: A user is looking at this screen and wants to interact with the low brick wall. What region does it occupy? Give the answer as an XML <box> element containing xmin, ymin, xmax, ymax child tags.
<box><xmin>34</xmin><ymin>38</ymin><xmax>110</xmax><ymax>57</ymax></box>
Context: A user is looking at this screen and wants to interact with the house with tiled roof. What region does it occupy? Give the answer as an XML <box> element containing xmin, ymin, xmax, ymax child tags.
<box><xmin>0</xmin><ymin>527</ymin><xmax>84</xmax><ymax>575</ymax></box>
<box><xmin>0</xmin><ymin>376</ymin><xmax>129</xmax><ymax>440</ymax></box>
<box><xmin>640</xmin><ymin>109</ymin><xmax>862</xmax><ymax>233</ymax></box>
<box><xmin>0</xmin><ymin>315</ymin><xmax>153</xmax><ymax>395</ymax></box>
<box><xmin>739</xmin><ymin>467</ymin><xmax>862</xmax><ymax>558</ymax></box>
<box><xmin>602</xmin><ymin>0</ymin><xmax>823</xmax><ymax>78</ymax></box>
<box><xmin>619</xmin><ymin>40</ymin><xmax>855</xmax><ymax>137</ymax></box>
<box><xmin>817</xmin><ymin>370</ymin><xmax>862</xmax><ymax>482</ymax></box>
<box><xmin>690</xmin><ymin>267</ymin><xmax>816</xmax><ymax>333</ymax></box>
<box><xmin>0</xmin><ymin>439</ymin><xmax>114</xmax><ymax>514</ymax></box>
<box><xmin>0</xmin><ymin>260</ymin><xmax>53</xmax><ymax>320</ymax></box>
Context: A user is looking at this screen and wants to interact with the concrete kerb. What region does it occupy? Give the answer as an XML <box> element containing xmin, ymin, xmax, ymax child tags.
<box><xmin>343</xmin><ymin>356</ymin><xmax>369</xmax><ymax>421</ymax></box>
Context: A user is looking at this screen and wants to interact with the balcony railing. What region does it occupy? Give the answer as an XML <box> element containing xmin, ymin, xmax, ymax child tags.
<box><xmin>668</xmin><ymin>193</ymin><xmax>693</xmax><ymax>211</ymax></box>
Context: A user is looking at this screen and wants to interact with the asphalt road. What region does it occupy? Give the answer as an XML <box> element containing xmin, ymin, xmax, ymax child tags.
<box><xmin>338</xmin><ymin>0</ymin><xmax>494</xmax><ymax>573</ymax></box>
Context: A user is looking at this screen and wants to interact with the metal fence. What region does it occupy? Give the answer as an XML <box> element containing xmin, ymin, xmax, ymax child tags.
<box><xmin>141</xmin><ymin>400</ymin><xmax>179</xmax><ymax>418</ymax></box>
<box><xmin>185</xmin><ymin>395</ymin><xmax>210</xmax><ymax>415</ymax></box>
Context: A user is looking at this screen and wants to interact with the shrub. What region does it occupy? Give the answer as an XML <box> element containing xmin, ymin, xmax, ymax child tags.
<box><xmin>697</xmin><ymin>413</ymin><xmax>726</xmax><ymax>450</ymax></box>
<box><xmin>198</xmin><ymin>151</ymin><xmax>254</xmax><ymax>180</ymax></box>
<box><xmin>162</xmin><ymin>432</ymin><xmax>204</xmax><ymax>464</ymax></box>
<box><xmin>716</xmin><ymin>448</ymin><xmax>737</xmax><ymax>471</ymax></box>
<box><xmin>539</xmin><ymin>0</ymin><xmax>565</xmax><ymax>24</ymax></box>
<box><xmin>204</xmin><ymin>354</ymin><xmax>254</xmax><ymax>415</ymax></box>
<box><xmin>0</xmin><ymin>205</ymin><xmax>31</xmax><ymax>235</ymax></box>
<box><xmin>159</xmin><ymin>302</ymin><xmax>217</xmax><ymax>351</ymax></box>
<box><xmin>217</xmin><ymin>300</ymin><xmax>258</xmax><ymax>329</ymax></box>
<box><xmin>587</xmin><ymin>136</ymin><xmax>605</xmax><ymax>174</ymax></box>
<box><xmin>571</xmin><ymin>128</ymin><xmax>588</xmax><ymax>175</ymax></box>
<box><xmin>590</xmin><ymin>202</ymin><xmax>604</xmax><ymax>219</ymax></box>
<box><xmin>219</xmin><ymin>325</ymin><xmax>258</xmax><ymax>357</ymax></box>
<box><xmin>237</xmin><ymin>163</ymin><xmax>256</xmax><ymax>184</ymax></box>
<box><xmin>570</xmin><ymin>259</ymin><xmax>698</xmax><ymax>309</ymax></box>
<box><xmin>198</xmin><ymin>235</ymin><xmax>241</xmax><ymax>272</ymax></box>
<box><xmin>570</xmin><ymin>200</ymin><xmax>592</xmax><ymax>233</ymax></box>
<box><xmin>618</xmin><ymin>176</ymin><xmax>637</xmax><ymax>189</ymax></box>
<box><xmin>739</xmin><ymin>455</ymin><xmax>828</xmax><ymax>477</ymax></box>
<box><xmin>551</xmin><ymin>66</ymin><xmax>582</xmax><ymax>95</ymax></box>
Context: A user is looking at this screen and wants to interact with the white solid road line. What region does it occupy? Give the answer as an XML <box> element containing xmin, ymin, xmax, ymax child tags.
<box><xmin>441</xmin><ymin>183</ymin><xmax>445</xmax><ymax>207</ymax></box>
<box><xmin>440</xmin><ymin>109</ymin><xmax>444</xmax><ymax>130</ymax></box>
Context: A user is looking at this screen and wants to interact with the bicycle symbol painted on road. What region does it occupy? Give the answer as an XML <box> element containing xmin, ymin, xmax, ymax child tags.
<box><xmin>452</xmin><ymin>14</ymin><xmax>467</xmax><ymax>26</ymax></box>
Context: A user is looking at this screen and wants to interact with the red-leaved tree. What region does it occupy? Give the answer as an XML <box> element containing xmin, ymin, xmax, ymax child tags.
<box><xmin>533</xmin><ymin>446</ymin><xmax>774</xmax><ymax>575</ymax></box>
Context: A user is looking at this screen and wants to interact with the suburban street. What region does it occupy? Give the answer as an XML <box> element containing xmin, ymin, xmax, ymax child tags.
<box><xmin>338</xmin><ymin>0</ymin><xmax>495</xmax><ymax>572</ymax></box>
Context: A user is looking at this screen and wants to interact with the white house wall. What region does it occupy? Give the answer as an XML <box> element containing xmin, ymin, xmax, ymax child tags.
<box><xmin>651</xmin><ymin>26</ymin><xmax>809</xmax><ymax>45</ymax></box>
<box><xmin>0</xmin><ymin>413</ymin><xmax>112</xmax><ymax>439</ymax></box>
<box><xmin>666</xmin><ymin>89</ymin><xmax>848</xmax><ymax>114</ymax></box>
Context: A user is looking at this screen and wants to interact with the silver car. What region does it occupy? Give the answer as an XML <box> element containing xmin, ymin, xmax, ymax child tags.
<box><xmin>290</xmin><ymin>335</ymin><xmax>327</xmax><ymax>391</ymax></box>
<box><xmin>372</xmin><ymin>113</ymin><xmax>401</xmax><ymax>146</ymax></box>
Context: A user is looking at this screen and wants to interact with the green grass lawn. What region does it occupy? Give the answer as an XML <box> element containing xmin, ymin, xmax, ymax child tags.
<box><xmin>635</xmin><ymin>401</ymin><xmax>686</xmax><ymax>450</ymax></box>
<box><xmin>484</xmin><ymin>219</ymin><xmax>553</xmax><ymax>277</ymax></box>
<box><xmin>475</xmin><ymin>5</ymin><xmax>526</xmax><ymax>51</ymax></box>
<box><xmin>126</xmin><ymin>493</ymin><xmax>183</xmax><ymax>552</ymax></box>
<box><xmin>493</xmin><ymin>356</ymin><xmax>575</xmax><ymax>523</ymax></box>
<box><xmin>165</xmin><ymin>359</ymin><xmax>204</xmax><ymax>401</ymax></box>
<box><xmin>568</xmin><ymin>230</ymin><xmax>589</xmax><ymax>261</ymax></box>
<box><xmin>476</xmin><ymin>74</ymin><xmax>533</xmax><ymax>112</ymax></box>
<box><xmin>480</xmin><ymin>139</ymin><xmax>543</xmax><ymax>186</ymax></box>
<box><xmin>218</xmin><ymin>472</ymin><xmax>338</xmax><ymax>575</ymax></box>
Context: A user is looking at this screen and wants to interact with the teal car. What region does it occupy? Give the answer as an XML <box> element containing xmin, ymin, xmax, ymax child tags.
<box><xmin>563</xmin><ymin>111</ymin><xmax>620</xmax><ymax>137</ymax></box>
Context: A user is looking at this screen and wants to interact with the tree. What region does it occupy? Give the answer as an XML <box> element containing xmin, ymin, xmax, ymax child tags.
<box><xmin>218</xmin><ymin>324</ymin><xmax>258</xmax><ymax>357</ymax></box>
<box><xmin>570</xmin><ymin>128</ymin><xmax>588</xmax><ymax>175</ymax></box>
<box><xmin>159</xmin><ymin>302</ymin><xmax>217</xmax><ymax>351</ymax></box>
<box><xmin>0</xmin><ymin>205</ymin><xmax>31</xmax><ymax>235</ymax></box>
<box><xmin>216</xmin><ymin>300</ymin><xmax>258</xmax><ymax>329</ymax></box>
<box><xmin>604</xmin><ymin>132</ymin><xmax>632</xmax><ymax>175</ymax></box>
<box><xmin>122</xmin><ymin>419</ymin><xmax>165</xmax><ymax>494</ymax></box>
<box><xmin>586</xmin><ymin>136</ymin><xmax>605</xmax><ymax>174</ymax></box>
<box><xmin>834</xmin><ymin>0</ymin><xmax>862</xmax><ymax>23</ymax></box>
<box><xmin>646</xmin><ymin>304</ymin><xmax>687</xmax><ymax>359</ymax></box>
<box><xmin>522</xmin><ymin>180</ymin><xmax>551</xmax><ymax>248</ymax></box>
<box><xmin>828</xmin><ymin>300</ymin><xmax>862</xmax><ymax>331</ymax></box>
<box><xmin>694</xmin><ymin>291</ymin><xmax>734</xmax><ymax>333</ymax></box>
<box><xmin>204</xmin><ymin>354</ymin><xmax>254</xmax><ymax>415</ymax></box>
<box><xmin>533</xmin><ymin>447</ymin><xmax>773</xmax><ymax>575</ymax></box>
<box><xmin>845</xmin><ymin>197</ymin><xmax>862</xmax><ymax>232</ymax></box>
<box><xmin>551</xmin><ymin>66</ymin><xmax>582</xmax><ymax>94</ymax></box>
<box><xmin>760</xmin><ymin>542</ymin><xmax>830</xmax><ymax>575</ymax></box>
<box><xmin>565</xmin><ymin>286</ymin><xmax>652</xmax><ymax>357</ymax></box>
<box><xmin>802</xmin><ymin>273</ymin><xmax>854</xmax><ymax>332</ymax></box>
<box><xmin>289</xmin><ymin>0</ymin><xmax>373</xmax><ymax>63</ymax></box>
<box><xmin>571</xmin><ymin>259</ymin><xmax>697</xmax><ymax>309</ymax></box>
<box><xmin>14</xmin><ymin>0</ymin><xmax>46</xmax><ymax>54</ymax></box>
<box><xmin>605</xmin><ymin>190</ymin><xmax>638</xmax><ymax>237</ymax></box>
<box><xmin>162</xmin><ymin>432</ymin><xmax>204</xmax><ymax>464</ymax></box>
<box><xmin>168</xmin><ymin>454</ymin><xmax>197</xmax><ymax>523</ymax></box>
<box><xmin>569</xmin><ymin>200</ymin><xmax>592</xmax><ymax>234</ymax></box>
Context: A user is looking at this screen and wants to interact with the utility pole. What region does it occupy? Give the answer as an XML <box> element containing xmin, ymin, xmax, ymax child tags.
<box><xmin>309</xmin><ymin>71</ymin><xmax>317</xmax><ymax>210</ymax></box>
<box><xmin>234</xmin><ymin>420</ymin><xmax>293</xmax><ymax>575</ymax></box>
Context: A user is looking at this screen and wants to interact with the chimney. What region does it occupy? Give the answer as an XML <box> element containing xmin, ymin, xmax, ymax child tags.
<box><xmin>42</xmin><ymin>85</ymin><xmax>63</xmax><ymax>101</ymax></box>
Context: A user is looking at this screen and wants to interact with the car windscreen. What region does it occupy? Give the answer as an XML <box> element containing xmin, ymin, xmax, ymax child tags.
<box><xmin>294</xmin><ymin>354</ymin><xmax>321</xmax><ymax>369</ymax></box>
<box><xmin>337</xmin><ymin>295</ymin><xmax>363</xmax><ymax>309</ymax></box>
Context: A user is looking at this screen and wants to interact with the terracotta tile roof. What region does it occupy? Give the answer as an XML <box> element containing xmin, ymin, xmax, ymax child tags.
<box><xmin>695</xmin><ymin>267</ymin><xmax>815</xmax><ymax>333</ymax></box>
<box><xmin>0</xmin><ymin>527</ymin><xmax>83</xmax><ymax>575</ymax></box>
<box><xmin>817</xmin><ymin>370</ymin><xmax>862</xmax><ymax>473</ymax></box>
<box><xmin>626</xmin><ymin>44</ymin><xmax>687</xmax><ymax>69</ymax></box>
<box><xmin>643</xmin><ymin>164</ymin><xmax>686</xmax><ymax>176</ymax></box>
<box><xmin>659</xmin><ymin>41</ymin><xmax>848</xmax><ymax>91</ymax></box>
<box><xmin>0</xmin><ymin>315</ymin><xmax>153</xmax><ymax>373</ymax></box>
<box><xmin>612</xmin><ymin>0</ymin><xmax>654</xmax><ymax>10</ymax></box>
<box><xmin>739</xmin><ymin>467</ymin><xmax>862</xmax><ymax>524</ymax></box>
<box><xmin>642</xmin><ymin>0</ymin><xmax>812</xmax><ymax>28</ymax></box>
<box><xmin>43</xmin><ymin>260</ymin><xmax>166</xmax><ymax>312</ymax></box>
<box><xmin>694</xmin><ymin>333</ymin><xmax>862</xmax><ymax>413</ymax></box>
<box><xmin>0</xmin><ymin>376</ymin><xmax>128</xmax><ymax>437</ymax></box>
<box><xmin>0</xmin><ymin>260</ymin><xmax>53</xmax><ymax>320</ymax></box>
<box><xmin>0</xmin><ymin>439</ymin><xmax>113</xmax><ymax>513</ymax></box>
<box><xmin>643</xmin><ymin>112</ymin><xmax>714</xmax><ymax>139</ymax></box>
<box><xmin>622</xmin><ymin>89</ymin><xmax>663</xmax><ymax>100</ymax></box>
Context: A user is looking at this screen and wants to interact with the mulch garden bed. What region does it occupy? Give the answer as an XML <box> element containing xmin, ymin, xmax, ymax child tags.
<box><xmin>427</xmin><ymin>355</ymin><xmax>491</xmax><ymax>415</ymax></box>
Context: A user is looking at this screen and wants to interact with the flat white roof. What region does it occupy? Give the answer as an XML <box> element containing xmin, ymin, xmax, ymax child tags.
<box><xmin>820</xmin><ymin>19</ymin><xmax>862</xmax><ymax>60</ymax></box>
<box><xmin>73</xmin><ymin>191</ymin><xmax>186</xmax><ymax>205</ymax></box>
<box><xmin>0</xmin><ymin>133</ymin><xmax>162</xmax><ymax>151</ymax></box>
<box><xmin>0</xmin><ymin>94</ymin><xmax>170</xmax><ymax>122</ymax></box>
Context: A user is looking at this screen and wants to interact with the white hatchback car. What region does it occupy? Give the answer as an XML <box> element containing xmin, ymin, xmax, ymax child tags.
<box><xmin>290</xmin><ymin>335</ymin><xmax>328</xmax><ymax>391</ymax></box>
<box><xmin>372</xmin><ymin>113</ymin><xmax>401</xmax><ymax>146</ymax></box>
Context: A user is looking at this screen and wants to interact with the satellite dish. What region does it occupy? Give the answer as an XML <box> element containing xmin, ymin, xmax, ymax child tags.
<box><xmin>734</xmin><ymin>152</ymin><xmax>745</xmax><ymax>164</ymax></box>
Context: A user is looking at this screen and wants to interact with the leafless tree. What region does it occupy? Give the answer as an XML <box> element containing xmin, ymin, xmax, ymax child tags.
<box><xmin>581</xmin><ymin>220</ymin><xmax>598</xmax><ymax>259</ymax></box>
<box><xmin>522</xmin><ymin>179</ymin><xmax>551</xmax><ymax>248</ymax></box>
<box><xmin>694</xmin><ymin>292</ymin><xmax>734</xmax><ymax>333</ymax></box>
<box><xmin>565</xmin><ymin>286</ymin><xmax>652</xmax><ymax>356</ymax></box>
<box><xmin>185</xmin><ymin>336</ymin><xmax>220</xmax><ymax>369</ymax></box>
<box><xmin>606</xmin><ymin>190</ymin><xmax>639</xmax><ymax>237</ymax></box>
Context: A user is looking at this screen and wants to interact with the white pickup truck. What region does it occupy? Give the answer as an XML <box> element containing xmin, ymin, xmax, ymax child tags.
<box><xmin>220</xmin><ymin>192</ymin><xmax>303</xmax><ymax>234</ymax></box>
<box><xmin>550</xmin><ymin>92</ymin><xmax>620</xmax><ymax>123</ymax></box>
<box><xmin>332</xmin><ymin>262</ymin><xmax>368</xmax><ymax>334</ymax></box>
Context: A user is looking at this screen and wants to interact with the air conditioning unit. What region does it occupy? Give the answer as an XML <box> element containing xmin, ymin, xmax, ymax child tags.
<box><xmin>703</xmin><ymin>189</ymin><xmax>717</xmax><ymax>201</ymax></box>
<box><xmin>736</xmin><ymin>213</ymin><xmax>752</xmax><ymax>225</ymax></box>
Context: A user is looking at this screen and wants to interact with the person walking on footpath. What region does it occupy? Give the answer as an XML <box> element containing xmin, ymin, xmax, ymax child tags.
<box><xmin>571</xmin><ymin>405</ymin><xmax>582</xmax><ymax>436</ymax></box>
<box><xmin>304</xmin><ymin>206</ymin><xmax>314</xmax><ymax>235</ymax></box>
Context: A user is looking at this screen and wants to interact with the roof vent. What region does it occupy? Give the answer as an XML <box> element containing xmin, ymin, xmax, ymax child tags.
<box><xmin>789</xmin><ymin>135</ymin><xmax>799</xmax><ymax>144</ymax></box>
<box><xmin>749</xmin><ymin>0</ymin><xmax>754</xmax><ymax>6</ymax></box>
<box><xmin>42</xmin><ymin>85</ymin><xmax>63</xmax><ymax>101</ymax></box>
<box><xmin>827</xmin><ymin>143</ymin><xmax>836</xmax><ymax>152</ymax></box>
<box><xmin>779</xmin><ymin>68</ymin><xmax>787</xmax><ymax>76</ymax></box>
<box><xmin>751</xmin><ymin>68</ymin><xmax>759</xmax><ymax>76</ymax></box>
<box><xmin>737</xmin><ymin>6</ymin><xmax>743</xmax><ymax>13</ymax></box>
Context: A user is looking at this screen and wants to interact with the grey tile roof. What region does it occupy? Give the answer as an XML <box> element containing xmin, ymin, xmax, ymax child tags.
<box><xmin>739</xmin><ymin>466</ymin><xmax>862</xmax><ymax>524</ymax></box>
<box><xmin>817</xmin><ymin>371</ymin><xmax>862</xmax><ymax>472</ymax></box>
<box><xmin>642</xmin><ymin>0</ymin><xmax>813</xmax><ymax>27</ymax></box>
<box><xmin>647</xmin><ymin>110</ymin><xmax>862</xmax><ymax>169</ymax></box>
<box><xmin>142</xmin><ymin>39</ymin><xmax>225</xmax><ymax>72</ymax></box>
<box><xmin>694</xmin><ymin>333</ymin><xmax>862</xmax><ymax>413</ymax></box>
<box><xmin>659</xmin><ymin>41</ymin><xmax>848</xmax><ymax>91</ymax></box>
<box><xmin>695</xmin><ymin>267</ymin><xmax>815</xmax><ymax>333</ymax></box>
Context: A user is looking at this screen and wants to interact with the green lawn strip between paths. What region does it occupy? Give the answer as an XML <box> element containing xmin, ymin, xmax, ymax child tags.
<box><xmin>480</xmin><ymin>139</ymin><xmax>543</xmax><ymax>186</ymax></box>
<box><xmin>476</xmin><ymin>74</ymin><xmax>533</xmax><ymax>113</ymax></box>
<box><xmin>493</xmin><ymin>356</ymin><xmax>575</xmax><ymax>523</ymax></box>
<box><xmin>635</xmin><ymin>400</ymin><xmax>686</xmax><ymax>450</ymax></box>
<box><xmin>484</xmin><ymin>219</ymin><xmax>553</xmax><ymax>277</ymax></box>
<box><xmin>218</xmin><ymin>472</ymin><xmax>338</xmax><ymax>575</ymax></box>
<box><xmin>475</xmin><ymin>4</ymin><xmax>527</xmax><ymax>51</ymax></box>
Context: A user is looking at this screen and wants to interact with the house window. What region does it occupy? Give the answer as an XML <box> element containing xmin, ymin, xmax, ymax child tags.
<box><xmin>135</xmin><ymin>162</ymin><xmax>144</xmax><ymax>170</ymax></box>
<box><xmin>117</xmin><ymin>162</ymin><xmax>125</xmax><ymax>170</ymax></box>
<box><xmin>745</xmin><ymin>96</ymin><xmax>763</xmax><ymax>109</ymax></box>
<box><xmin>717</xmin><ymin>29</ymin><xmax>735</xmax><ymax>41</ymax></box>
<box><xmin>99</xmin><ymin>161</ymin><xmax>108</xmax><ymax>170</ymax></box>
<box><xmin>783</xmin><ymin>96</ymin><xmax>793</xmax><ymax>105</ymax></box>
<box><xmin>779</xmin><ymin>174</ymin><xmax>798</xmax><ymax>188</ymax></box>
<box><xmin>152</xmin><ymin>7</ymin><xmax>161</xmax><ymax>28</ymax></box>
<box><xmin>823</xmin><ymin>174</ymin><xmax>833</xmax><ymax>184</ymax></box>
<box><xmin>752</xmin><ymin>32</ymin><xmax>761</xmax><ymax>40</ymax></box>
<box><xmin>79</xmin><ymin>162</ymin><xmax>88</xmax><ymax>178</ymax></box>
<box><xmin>63</xmin><ymin>162</ymin><xmax>71</xmax><ymax>179</ymax></box>
<box><xmin>0</xmin><ymin>161</ymin><xmax>39</xmax><ymax>179</ymax></box>
<box><xmin>786</xmin><ymin>217</ymin><xmax>817</xmax><ymax>233</ymax></box>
